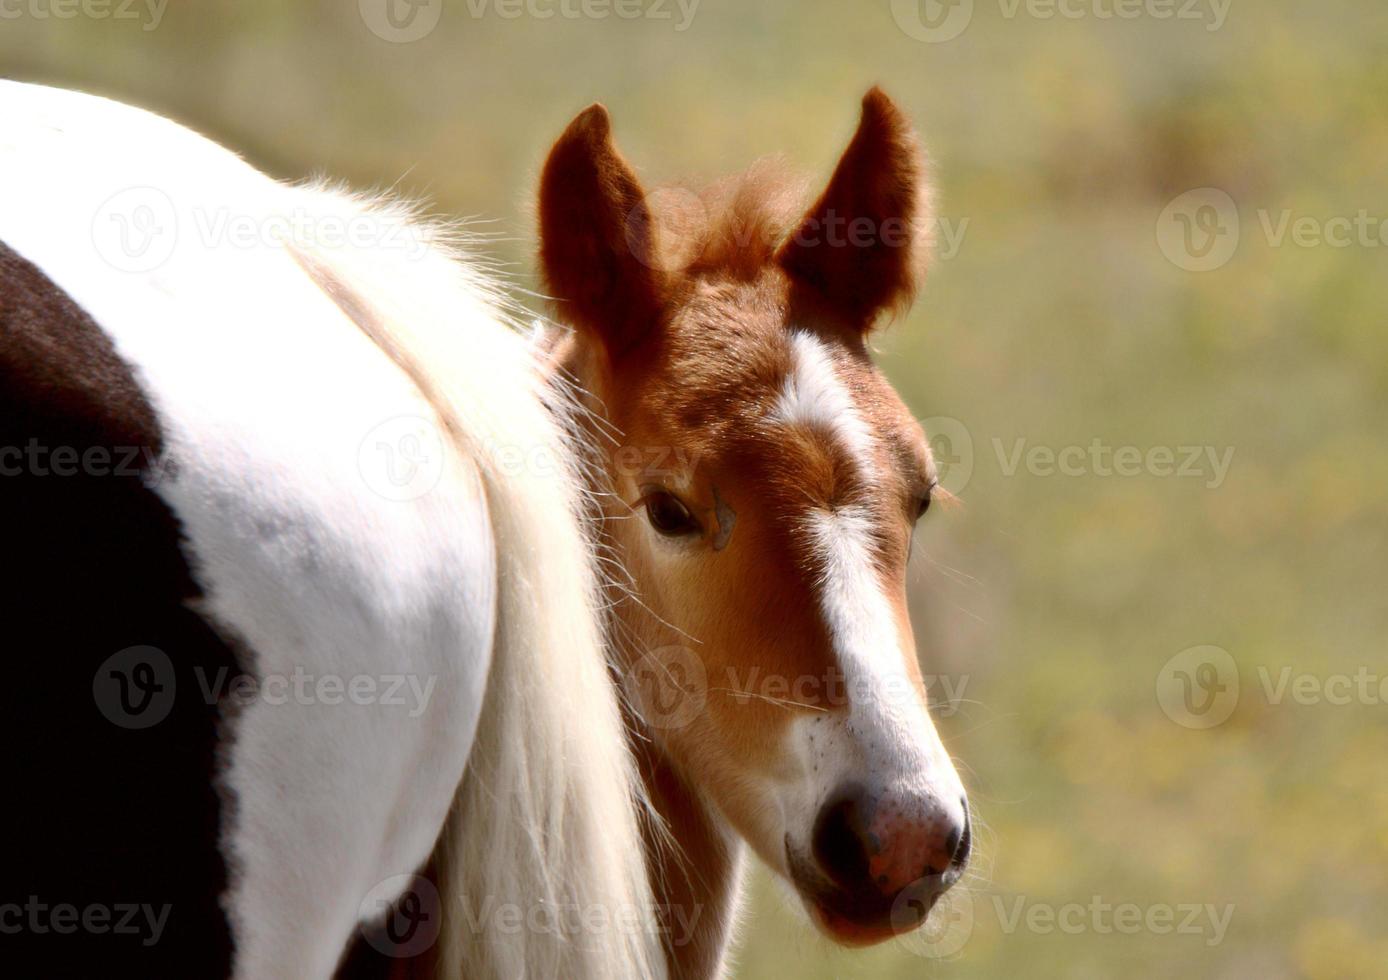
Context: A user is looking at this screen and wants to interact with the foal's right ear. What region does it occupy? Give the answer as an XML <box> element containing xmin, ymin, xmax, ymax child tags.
<box><xmin>538</xmin><ymin>104</ymin><xmax>668</xmax><ymax>359</ymax></box>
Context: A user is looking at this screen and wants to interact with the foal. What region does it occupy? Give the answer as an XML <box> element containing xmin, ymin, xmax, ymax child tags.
<box><xmin>537</xmin><ymin>87</ymin><xmax>971</xmax><ymax>977</ymax></box>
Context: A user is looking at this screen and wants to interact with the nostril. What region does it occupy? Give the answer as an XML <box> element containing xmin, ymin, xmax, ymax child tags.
<box><xmin>945</xmin><ymin>825</ymin><xmax>962</xmax><ymax>860</ymax></box>
<box><xmin>950</xmin><ymin>799</ymin><xmax>973</xmax><ymax>871</ymax></box>
<box><xmin>811</xmin><ymin>792</ymin><xmax>871</xmax><ymax>890</ymax></box>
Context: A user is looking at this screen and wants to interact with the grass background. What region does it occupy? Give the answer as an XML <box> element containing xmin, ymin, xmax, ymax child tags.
<box><xmin>5</xmin><ymin>1</ymin><xmax>1385</xmax><ymax>976</ymax></box>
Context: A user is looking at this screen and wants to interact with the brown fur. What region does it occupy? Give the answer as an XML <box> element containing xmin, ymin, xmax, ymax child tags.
<box><xmin>537</xmin><ymin>88</ymin><xmax>940</xmax><ymax>979</ymax></box>
<box><xmin>777</xmin><ymin>87</ymin><xmax>933</xmax><ymax>327</ymax></box>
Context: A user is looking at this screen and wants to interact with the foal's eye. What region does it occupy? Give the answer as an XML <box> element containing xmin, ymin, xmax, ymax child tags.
<box><xmin>916</xmin><ymin>487</ymin><xmax>935</xmax><ymax>521</ymax></box>
<box><xmin>642</xmin><ymin>489</ymin><xmax>701</xmax><ymax>537</ymax></box>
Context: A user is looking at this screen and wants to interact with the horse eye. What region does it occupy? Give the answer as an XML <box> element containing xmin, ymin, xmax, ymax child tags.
<box><xmin>643</xmin><ymin>489</ymin><xmax>700</xmax><ymax>537</ymax></box>
<box><xmin>916</xmin><ymin>488</ymin><xmax>935</xmax><ymax>521</ymax></box>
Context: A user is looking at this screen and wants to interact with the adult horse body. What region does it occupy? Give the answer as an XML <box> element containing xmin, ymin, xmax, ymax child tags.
<box><xmin>0</xmin><ymin>80</ymin><xmax>972</xmax><ymax>980</ymax></box>
<box><xmin>0</xmin><ymin>81</ymin><xmax>660</xmax><ymax>979</ymax></box>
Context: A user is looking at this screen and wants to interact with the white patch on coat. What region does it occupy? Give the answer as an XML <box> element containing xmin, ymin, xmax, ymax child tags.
<box><xmin>765</xmin><ymin>331</ymin><xmax>964</xmax><ymax>862</ymax></box>
<box><xmin>0</xmin><ymin>81</ymin><xmax>665</xmax><ymax>980</ymax></box>
<box><xmin>773</xmin><ymin>330</ymin><xmax>877</xmax><ymax>475</ymax></box>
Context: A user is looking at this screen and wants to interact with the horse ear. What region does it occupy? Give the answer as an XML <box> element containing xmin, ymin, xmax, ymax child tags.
<box><xmin>538</xmin><ymin>104</ymin><xmax>668</xmax><ymax>359</ymax></box>
<box><xmin>776</xmin><ymin>87</ymin><xmax>930</xmax><ymax>329</ymax></box>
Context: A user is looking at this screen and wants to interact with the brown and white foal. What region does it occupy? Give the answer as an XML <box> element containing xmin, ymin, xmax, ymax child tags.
<box><xmin>537</xmin><ymin>87</ymin><xmax>971</xmax><ymax>977</ymax></box>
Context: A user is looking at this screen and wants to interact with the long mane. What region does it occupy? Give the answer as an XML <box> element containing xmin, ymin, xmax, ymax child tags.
<box><xmin>289</xmin><ymin>183</ymin><xmax>667</xmax><ymax>980</ymax></box>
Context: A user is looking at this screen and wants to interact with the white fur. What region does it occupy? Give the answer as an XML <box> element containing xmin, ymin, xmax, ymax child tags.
<box><xmin>773</xmin><ymin>330</ymin><xmax>878</xmax><ymax>474</ymax></box>
<box><xmin>794</xmin><ymin>507</ymin><xmax>963</xmax><ymax>817</ymax></box>
<box><xmin>0</xmin><ymin>81</ymin><xmax>663</xmax><ymax>980</ymax></box>
<box><xmin>769</xmin><ymin>332</ymin><xmax>964</xmax><ymax>857</ymax></box>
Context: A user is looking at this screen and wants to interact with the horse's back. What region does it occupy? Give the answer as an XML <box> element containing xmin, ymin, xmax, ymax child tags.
<box><xmin>0</xmin><ymin>82</ymin><xmax>498</xmax><ymax>978</ymax></box>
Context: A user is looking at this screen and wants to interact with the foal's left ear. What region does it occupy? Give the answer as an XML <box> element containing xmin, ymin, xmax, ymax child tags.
<box><xmin>776</xmin><ymin>87</ymin><xmax>931</xmax><ymax>329</ymax></box>
<box><xmin>538</xmin><ymin>103</ymin><xmax>669</xmax><ymax>359</ymax></box>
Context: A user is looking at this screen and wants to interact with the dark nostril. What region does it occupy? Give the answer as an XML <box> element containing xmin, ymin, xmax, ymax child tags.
<box><xmin>811</xmin><ymin>792</ymin><xmax>871</xmax><ymax>891</ymax></box>
<box><xmin>945</xmin><ymin>825</ymin><xmax>962</xmax><ymax>859</ymax></box>
<box><xmin>950</xmin><ymin>799</ymin><xmax>973</xmax><ymax>871</ymax></box>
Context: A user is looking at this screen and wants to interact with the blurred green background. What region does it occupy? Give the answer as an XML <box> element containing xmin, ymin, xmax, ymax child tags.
<box><xmin>5</xmin><ymin>1</ymin><xmax>1385</xmax><ymax>977</ymax></box>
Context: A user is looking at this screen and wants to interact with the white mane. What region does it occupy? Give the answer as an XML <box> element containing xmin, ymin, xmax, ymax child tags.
<box><xmin>288</xmin><ymin>183</ymin><xmax>667</xmax><ymax>980</ymax></box>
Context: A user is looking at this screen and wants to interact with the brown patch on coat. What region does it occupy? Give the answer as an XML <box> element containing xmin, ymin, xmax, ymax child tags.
<box><xmin>0</xmin><ymin>240</ymin><xmax>246</xmax><ymax>976</ymax></box>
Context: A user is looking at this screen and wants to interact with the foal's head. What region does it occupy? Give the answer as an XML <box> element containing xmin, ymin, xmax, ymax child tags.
<box><xmin>538</xmin><ymin>88</ymin><xmax>970</xmax><ymax>944</ymax></box>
